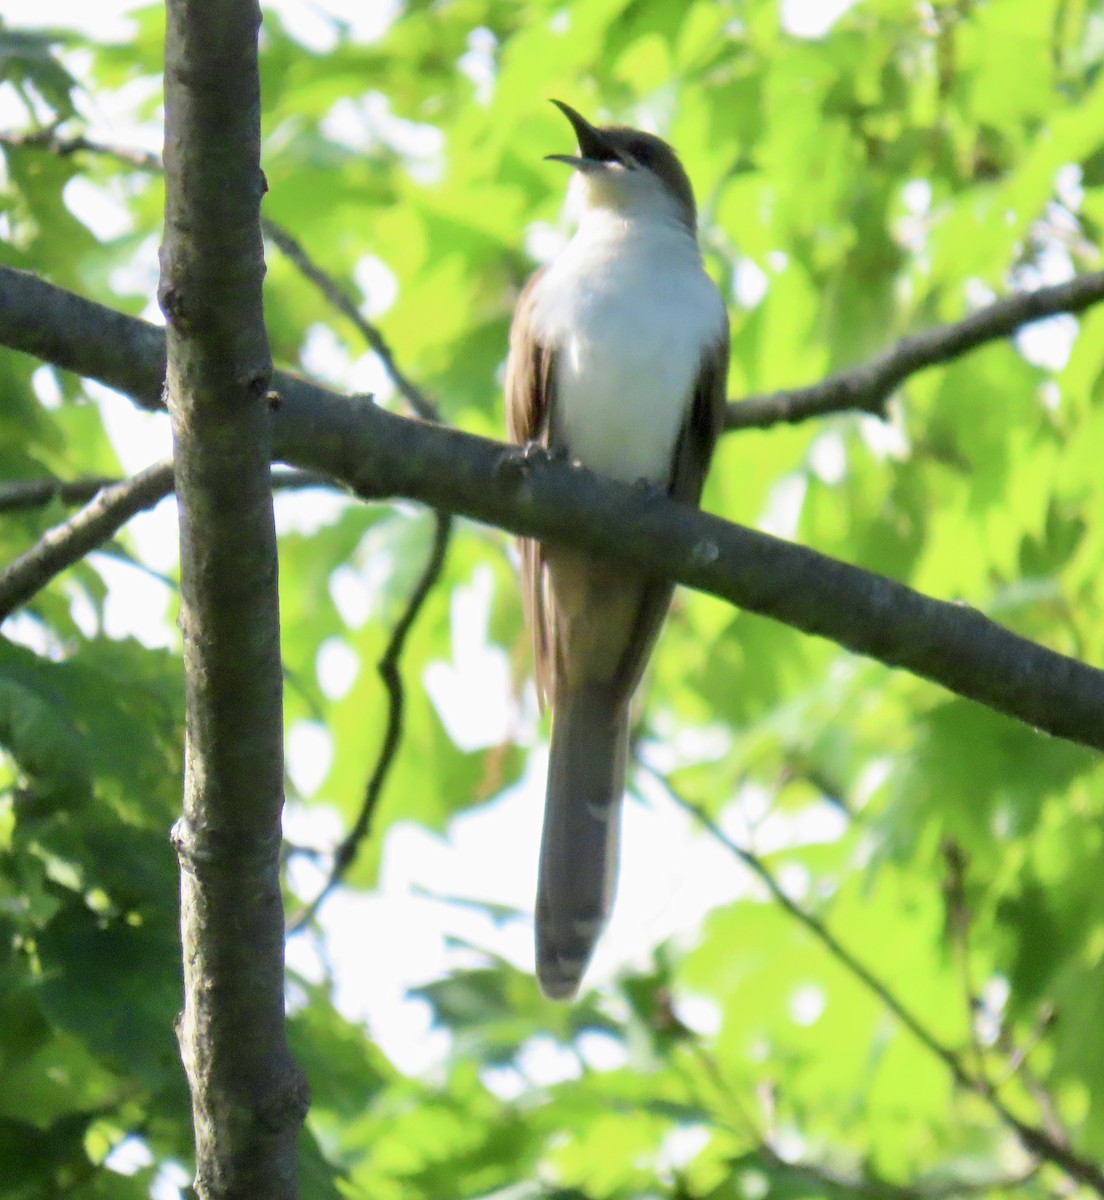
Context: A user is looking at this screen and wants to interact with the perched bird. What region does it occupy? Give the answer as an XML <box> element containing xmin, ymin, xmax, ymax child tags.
<box><xmin>506</xmin><ymin>101</ymin><xmax>729</xmax><ymax>999</ymax></box>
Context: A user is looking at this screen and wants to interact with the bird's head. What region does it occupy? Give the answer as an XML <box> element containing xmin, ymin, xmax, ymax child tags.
<box><xmin>546</xmin><ymin>99</ymin><xmax>697</xmax><ymax>231</ymax></box>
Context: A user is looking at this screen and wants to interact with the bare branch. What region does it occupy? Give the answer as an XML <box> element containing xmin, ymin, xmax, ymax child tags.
<box><xmin>0</xmin><ymin>467</ymin><xmax>334</xmax><ymax>514</ymax></box>
<box><xmin>4</xmin><ymin>269</ymin><xmax>1104</xmax><ymax>754</ymax></box>
<box><xmin>754</xmin><ymin>1143</ymin><xmax>1040</xmax><ymax>1200</ymax></box>
<box><xmin>0</xmin><ymin>128</ymin><xmax>162</xmax><ymax>171</ymax></box>
<box><xmin>289</xmin><ymin>509</ymin><xmax>453</xmax><ymax>931</ymax></box>
<box><xmin>0</xmin><ymin>459</ymin><xmax>174</xmax><ymax>623</ymax></box>
<box><xmin>659</xmin><ymin>775</ymin><xmax>1104</xmax><ymax>1195</ymax></box>
<box><xmin>0</xmin><ymin>129</ymin><xmax>438</xmax><ymax>421</ymax></box>
<box><xmin>159</xmin><ymin>0</ymin><xmax>306</xmax><ymax>1192</ymax></box>
<box><xmin>0</xmin><ymin>474</ymin><xmax>121</xmax><ymax>513</ymax></box>
<box><xmin>725</xmin><ymin>270</ymin><xmax>1104</xmax><ymax>429</ymax></box>
<box><xmin>940</xmin><ymin>837</ymin><xmax>989</xmax><ymax>1084</ymax></box>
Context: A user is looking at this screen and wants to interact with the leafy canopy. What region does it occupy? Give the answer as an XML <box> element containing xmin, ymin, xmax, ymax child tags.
<box><xmin>2</xmin><ymin>0</ymin><xmax>1104</xmax><ymax>1197</ymax></box>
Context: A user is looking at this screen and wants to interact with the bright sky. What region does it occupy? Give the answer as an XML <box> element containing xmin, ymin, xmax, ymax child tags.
<box><xmin>1</xmin><ymin>0</ymin><xmax>869</xmax><ymax>1191</ymax></box>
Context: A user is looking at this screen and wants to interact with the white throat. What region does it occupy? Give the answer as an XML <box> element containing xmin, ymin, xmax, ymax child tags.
<box><xmin>529</xmin><ymin>195</ymin><xmax>726</xmax><ymax>486</ymax></box>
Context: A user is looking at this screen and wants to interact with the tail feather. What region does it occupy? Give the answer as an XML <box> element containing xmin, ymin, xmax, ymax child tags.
<box><xmin>536</xmin><ymin>684</ymin><xmax>628</xmax><ymax>1000</ymax></box>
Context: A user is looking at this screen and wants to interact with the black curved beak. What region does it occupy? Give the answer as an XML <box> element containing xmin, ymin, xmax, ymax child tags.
<box><xmin>545</xmin><ymin>99</ymin><xmax>628</xmax><ymax>169</ymax></box>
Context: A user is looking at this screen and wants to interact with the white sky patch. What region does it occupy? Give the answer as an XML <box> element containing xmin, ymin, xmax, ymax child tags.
<box><xmin>733</xmin><ymin>258</ymin><xmax>768</xmax><ymax>309</ymax></box>
<box><xmin>515</xmin><ymin>1034</ymin><xmax>581</xmax><ymax>1086</ymax></box>
<box><xmin>321</xmin><ymin>92</ymin><xmax>445</xmax><ymax>184</ymax></box>
<box><xmin>1</xmin><ymin>612</ymin><xmax>62</xmax><ymax>659</ymax></box>
<box><xmin>777</xmin><ymin>861</ymin><xmax>810</xmax><ymax>903</ymax></box>
<box><xmin>789</xmin><ymin>982</ymin><xmax>826</xmax><ymax>1026</ymax></box>
<box><xmin>424</xmin><ymin>566</ymin><xmax>513</xmax><ymax>751</ymax></box>
<box><xmin>458</xmin><ymin>26</ymin><xmax>497</xmax><ymax>106</ymax></box>
<box><xmin>1056</xmin><ymin>162</ymin><xmax>1084</xmax><ymax>211</ymax></box>
<box><xmin>329</xmin><ymin>563</ymin><xmax>373</xmax><ymax>628</ymax></box>
<box><xmin>1016</xmin><ymin>314</ymin><xmax>1078</xmax><ymax>372</ymax></box>
<box><xmin>759</xmin><ymin>472</ymin><xmax>807</xmax><ymax>538</ymax></box>
<box><xmin>286</xmin><ymin>720</ymin><xmax>334</xmax><ymax>797</ymax></box>
<box><xmin>63</xmin><ymin>175</ymin><xmax>134</xmax><ymax>241</ymax></box>
<box><xmin>977</xmin><ymin>974</ymin><xmax>1010</xmax><ymax>1045</ymax></box>
<box><xmin>895</xmin><ymin>178</ymin><xmax>932</xmax><ymax>254</ymax></box>
<box><xmin>347</xmin><ymin>350</ymin><xmax>397</xmax><ymax>405</ymax></box>
<box><xmin>353</xmin><ymin>254</ymin><xmax>398</xmax><ymax>319</ymax></box>
<box><xmin>256</xmin><ymin>0</ymin><xmax>406</xmax><ymax>53</ymax></box>
<box><xmin>657</xmin><ymin>1124</ymin><xmax>712</xmax><ymax>1174</ymax></box>
<box><xmin>675</xmin><ymin>992</ymin><xmax>722</xmax><ymax>1037</ymax></box>
<box><xmin>1013</xmin><ymin>245</ymin><xmax>1079</xmax><ymax>372</ymax></box>
<box><xmin>104</xmin><ymin>1135</ymin><xmax>153</xmax><ymax>1176</ymax></box>
<box><xmin>300</xmin><ymin>322</ymin><xmax>352</xmax><ymax>386</ymax></box>
<box><xmin>781</xmin><ymin>0</ymin><xmax>857</xmax><ymax>39</ymax></box>
<box><xmin>577</xmin><ymin>1029</ymin><xmax>629</xmax><ymax>1072</ymax></box>
<box><xmin>89</xmin><ymin>381</ymin><xmax>174</xmax><ymax>472</ymax></box>
<box><xmin>91</xmin><ymin>550</ymin><xmax>177</xmax><ymax>648</ymax></box>
<box><xmin>272</xmin><ymin>487</ymin><xmax>351</xmax><ymax>536</ymax></box>
<box><xmin>859</xmin><ymin>410</ymin><xmax>910</xmax><ymax>461</ymax></box>
<box><xmin>151</xmin><ymin>1160</ymin><xmax>191</xmax><ymax>1200</ymax></box>
<box><xmin>808</xmin><ymin>429</ymin><xmax>847</xmax><ymax>484</ymax></box>
<box><xmin>316</xmin><ymin>636</ymin><xmax>359</xmax><ymax>700</ymax></box>
<box><xmin>0</xmin><ymin>0</ymin><xmax>140</xmax><ymax>40</ymax></box>
<box><xmin>109</xmin><ymin>232</ymin><xmax>161</xmax><ymax>304</ymax></box>
<box><xmin>31</xmin><ymin>366</ymin><xmax>63</xmax><ymax>410</ymax></box>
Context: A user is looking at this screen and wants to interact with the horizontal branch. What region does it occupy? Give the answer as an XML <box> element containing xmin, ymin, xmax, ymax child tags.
<box><xmin>725</xmin><ymin>270</ymin><xmax>1104</xmax><ymax>429</ymax></box>
<box><xmin>3</xmin><ymin>267</ymin><xmax>1104</xmax><ymax>752</ymax></box>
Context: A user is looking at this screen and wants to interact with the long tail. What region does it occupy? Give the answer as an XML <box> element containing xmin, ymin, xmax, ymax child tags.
<box><xmin>536</xmin><ymin>683</ymin><xmax>628</xmax><ymax>1000</ymax></box>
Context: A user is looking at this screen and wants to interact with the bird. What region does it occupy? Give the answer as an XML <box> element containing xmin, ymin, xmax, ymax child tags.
<box><xmin>505</xmin><ymin>101</ymin><xmax>730</xmax><ymax>999</ymax></box>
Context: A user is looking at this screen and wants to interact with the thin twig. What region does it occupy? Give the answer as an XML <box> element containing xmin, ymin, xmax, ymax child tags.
<box><xmin>0</xmin><ymin>467</ymin><xmax>335</xmax><ymax>513</ymax></box>
<box><xmin>0</xmin><ymin>458</ymin><xmax>174</xmax><ymax>623</ymax></box>
<box><xmin>756</xmin><ymin>1143</ymin><xmax>1040</xmax><ymax>1200</ymax></box>
<box><xmin>652</xmin><ymin>770</ymin><xmax>1104</xmax><ymax>1195</ymax></box>
<box><xmin>725</xmin><ymin>270</ymin><xmax>1104</xmax><ymax>429</ymax></box>
<box><xmin>0</xmin><ymin>128</ymin><xmax>440</xmax><ymax>422</ymax></box>
<box><xmin>0</xmin><ymin>128</ymin><xmax>162</xmax><ymax>171</ymax></box>
<box><xmin>288</xmin><ymin>509</ymin><xmax>453</xmax><ymax>932</ymax></box>
<box><xmin>940</xmin><ymin>836</ymin><xmax>989</xmax><ymax>1084</ymax></box>
<box><xmin>259</xmin><ymin>220</ymin><xmax>439</xmax><ymax>421</ymax></box>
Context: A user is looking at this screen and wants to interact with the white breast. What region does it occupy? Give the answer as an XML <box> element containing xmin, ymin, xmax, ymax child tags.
<box><xmin>529</xmin><ymin>213</ymin><xmax>726</xmax><ymax>486</ymax></box>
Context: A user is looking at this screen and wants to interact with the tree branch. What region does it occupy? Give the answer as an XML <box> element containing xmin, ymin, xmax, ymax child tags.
<box><xmin>3</xmin><ymin>268</ymin><xmax>1104</xmax><ymax>753</ymax></box>
<box><xmin>288</xmin><ymin>509</ymin><xmax>453</xmax><ymax>932</ymax></box>
<box><xmin>0</xmin><ymin>459</ymin><xmax>174</xmax><ymax>623</ymax></box>
<box><xmin>0</xmin><ymin>468</ymin><xmax>341</xmax><ymax>623</ymax></box>
<box><xmin>0</xmin><ymin>467</ymin><xmax>333</xmax><ymax>514</ymax></box>
<box><xmin>753</xmin><ymin>1143</ymin><xmax>1039</xmax><ymax>1200</ymax></box>
<box><xmin>159</xmin><ymin>1</ymin><xmax>306</xmax><ymax>1194</ymax></box>
<box><xmin>725</xmin><ymin>270</ymin><xmax>1104</xmax><ymax>429</ymax></box>
<box><xmin>659</xmin><ymin>776</ymin><xmax>1104</xmax><ymax>1195</ymax></box>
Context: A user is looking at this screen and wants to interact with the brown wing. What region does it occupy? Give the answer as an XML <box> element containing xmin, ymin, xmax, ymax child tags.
<box><xmin>505</xmin><ymin>268</ymin><xmax>558</xmax><ymax>706</ymax></box>
<box><xmin>669</xmin><ymin>327</ymin><xmax>729</xmax><ymax>506</ymax></box>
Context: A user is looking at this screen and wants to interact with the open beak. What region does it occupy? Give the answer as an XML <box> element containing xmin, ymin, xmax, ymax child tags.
<box><xmin>545</xmin><ymin>99</ymin><xmax>628</xmax><ymax>170</ymax></box>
